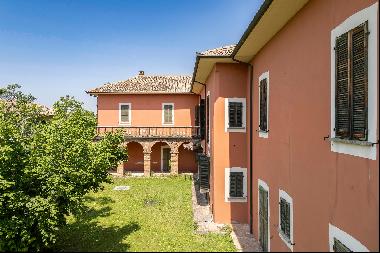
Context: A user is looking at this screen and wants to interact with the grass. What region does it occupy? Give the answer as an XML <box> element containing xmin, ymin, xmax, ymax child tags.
<box><xmin>53</xmin><ymin>176</ymin><xmax>236</xmax><ymax>252</ymax></box>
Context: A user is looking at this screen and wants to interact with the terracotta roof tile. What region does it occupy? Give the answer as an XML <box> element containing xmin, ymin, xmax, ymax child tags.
<box><xmin>88</xmin><ymin>75</ymin><xmax>192</xmax><ymax>94</ymax></box>
<box><xmin>199</xmin><ymin>44</ymin><xmax>236</xmax><ymax>56</ymax></box>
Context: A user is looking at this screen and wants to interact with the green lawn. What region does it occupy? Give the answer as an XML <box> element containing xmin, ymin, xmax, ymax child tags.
<box><xmin>53</xmin><ymin>176</ymin><xmax>236</xmax><ymax>252</ymax></box>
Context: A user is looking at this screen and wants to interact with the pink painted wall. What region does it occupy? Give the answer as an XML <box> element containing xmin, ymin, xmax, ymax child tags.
<box><xmin>124</xmin><ymin>141</ymin><xmax>144</xmax><ymax>171</ymax></box>
<box><xmin>201</xmin><ymin>63</ymin><xmax>250</xmax><ymax>224</ymax></box>
<box><xmin>97</xmin><ymin>94</ymin><xmax>198</xmax><ymax>126</ymax></box>
<box><xmin>249</xmin><ymin>0</ymin><xmax>378</xmax><ymax>251</ymax></box>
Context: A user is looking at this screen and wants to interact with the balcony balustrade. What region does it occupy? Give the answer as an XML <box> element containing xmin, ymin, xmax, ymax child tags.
<box><xmin>96</xmin><ymin>126</ymin><xmax>200</xmax><ymax>139</ymax></box>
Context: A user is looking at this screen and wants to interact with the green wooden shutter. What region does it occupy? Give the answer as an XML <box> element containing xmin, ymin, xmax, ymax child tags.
<box><xmin>228</xmin><ymin>102</ymin><xmax>243</xmax><ymax>128</ymax></box>
<box><xmin>164</xmin><ymin>104</ymin><xmax>173</xmax><ymax>123</ymax></box>
<box><xmin>333</xmin><ymin>238</ymin><xmax>352</xmax><ymax>252</ymax></box>
<box><xmin>351</xmin><ymin>22</ymin><xmax>368</xmax><ymax>140</ymax></box>
<box><xmin>229</xmin><ymin>172</ymin><xmax>244</xmax><ymax>197</ymax></box>
<box><xmin>259</xmin><ymin>79</ymin><xmax>268</xmax><ymax>132</ymax></box>
<box><xmin>280</xmin><ymin>198</ymin><xmax>291</xmax><ymax>240</ymax></box>
<box><xmin>120</xmin><ymin>104</ymin><xmax>129</xmax><ymax>123</ymax></box>
<box><xmin>200</xmin><ymin>99</ymin><xmax>206</xmax><ymax>140</ymax></box>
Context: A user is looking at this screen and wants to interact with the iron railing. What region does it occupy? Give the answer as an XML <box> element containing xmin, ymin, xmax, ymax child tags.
<box><xmin>96</xmin><ymin>126</ymin><xmax>200</xmax><ymax>139</ymax></box>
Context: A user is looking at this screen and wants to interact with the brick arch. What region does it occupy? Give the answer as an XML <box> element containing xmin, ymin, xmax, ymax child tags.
<box><xmin>178</xmin><ymin>142</ymin><xmax>197</xmax><ymax>173</ymax></box>
<box><xmin>124</xmin><ymin>141</ymin><xmax>144</xmax><ymax>172</ymax></box>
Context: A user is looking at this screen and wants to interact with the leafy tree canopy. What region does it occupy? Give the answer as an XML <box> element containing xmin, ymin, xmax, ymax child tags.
<box><xmin>0</xmin><ymin>84</ymin><xmax>126</xmax><ymax>251</ymax></box>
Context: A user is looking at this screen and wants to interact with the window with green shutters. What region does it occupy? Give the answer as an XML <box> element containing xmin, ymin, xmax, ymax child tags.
<box><xmin>279</xmin><ymin>197</ymin><xmax>291</xmax><ymax>241</ymax></box>
<box><xmin>228</xmin><ymin>102</ymin><xmax>243</xmax><ymax>128</ymax></box>
<box><xmin>229</xmin><ymin>172</ymin><xmax>244</xmax><ymax>198</ymax></box>
<box><xmin>162</xmin><ymin>104</ymin><xmax>174</xmax><ymax>124</ymax></box>
<box><xmin>335</xmin><ymin>21</ymin><xmax>368</xmax><ymax>141</ymax></box>
<box><xmin>120</xmin><ymin>104</ymin><xmax>130</xmax><ymax>124</ymax></box>
<box><xmin>333</xmin><ymin>238</ymin><xmax>353</xmax><ymax>252</ymax></box>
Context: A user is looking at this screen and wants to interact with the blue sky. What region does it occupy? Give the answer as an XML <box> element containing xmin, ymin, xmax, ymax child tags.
<box><xmin>0</xmin><ymin>0</ymin><xmax>263</xmax><ymax>111</ymax></box>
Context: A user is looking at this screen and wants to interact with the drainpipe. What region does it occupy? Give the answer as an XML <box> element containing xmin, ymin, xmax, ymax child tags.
<box><xmin>232</xmin><ymin>56</ymin><xmax>254</xmax><ymax>235</ymax></box>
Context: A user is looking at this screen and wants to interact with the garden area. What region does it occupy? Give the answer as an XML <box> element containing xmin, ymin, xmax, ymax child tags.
<box><xmin>53</xmin><ymin>176</ymin><xmax>236</xmax><ymax>252</ymax></box>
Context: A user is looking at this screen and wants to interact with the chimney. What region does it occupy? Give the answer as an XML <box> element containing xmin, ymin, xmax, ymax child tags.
<box><xmin>138</xmin><ymin>70</ymin><xmax>144</xmax><ymax>76</ymax></box>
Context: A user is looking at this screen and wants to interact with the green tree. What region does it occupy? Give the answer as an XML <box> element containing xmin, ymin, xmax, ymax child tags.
<box><xmin>0</xmin><ymin>85</ymin><xmax>126</xmax><ymax>251</ymax></box>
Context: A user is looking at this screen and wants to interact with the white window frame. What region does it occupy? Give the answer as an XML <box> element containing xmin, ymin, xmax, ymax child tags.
<box><xmin>328</xmin><ymin>223</ymin><xmax>369</xmax><ymax>252</ymax></box>
<box><xmin>257</xmin><ymin>179</ymin><xmax>270</xmax><ymax>252</ymax></box>
<box><xmin>278</xmin><ymin>189</ymin><xmax>294</xmax><ymax>251</ymax></box>
<box><xmin>160</xmin><ymin>145</ymin><xmax>171</xmax><ymax>172</ymax></box>
<box><xmin>330</xmin><ymin>2</ymin><xmax>378</xmax><ymax>160</ymax></box>
<box><xmin>224</xmin><ymin>167</ymin><xmax>247</xmax><ymax>202</ymax></box>
<box><xmin>162</xmin><ymin>103</ymin><xmax>174</xmax><ymax>126</ymax></box>
<box><xmin>119</xmin><ymin>103</ymin><xmax>131</xmax><ymax>125</ymax></box>
<box><xmin>225</xmin><ymin>97</ymin><xmax>246</xmax><ymax>132</ymax></box>
<box><xmin>258</xmin><ymin>71</ymin><xmax>269</xmax><ymax>138</ymax></box>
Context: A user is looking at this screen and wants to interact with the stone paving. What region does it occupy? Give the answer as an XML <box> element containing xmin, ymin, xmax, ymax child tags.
<box><xmin>190</xmin><ymin>175</ymin><xmax>262</xmax><ymax>252</ymax></box>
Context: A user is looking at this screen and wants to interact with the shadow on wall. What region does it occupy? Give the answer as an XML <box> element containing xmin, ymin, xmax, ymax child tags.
<box><xmin>52</xmin><ymin>196</ymin><xmax>140</xmax><ymax>252</ymax></box>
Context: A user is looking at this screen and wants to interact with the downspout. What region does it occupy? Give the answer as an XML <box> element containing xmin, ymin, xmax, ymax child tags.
<box><xmin>232</xmin><ymin>56</ymin><xmax>254</xmax><ymax>235</ymax></box>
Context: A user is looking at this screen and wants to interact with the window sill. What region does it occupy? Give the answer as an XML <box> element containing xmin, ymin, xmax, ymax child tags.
<box><xmin>278</xmin><ymin>230</ymin><xmax>294</xmax><ymax>250</ymax></box>
<box><xmin>329</xmin><ymin>137</ymin><xmax>375</xmax><ymax>146</ymax></box>
<box><xmin>227</xmin><ymin>196</ymin><xmax>247</xmax><ymax>202</ymax></box>
<box><xmin>226</xmin><ymin>127</ymin><xmax>246</xmax><ymax>133</ymax></box>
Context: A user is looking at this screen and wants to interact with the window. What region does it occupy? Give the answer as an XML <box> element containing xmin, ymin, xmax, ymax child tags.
<box><xmin>225</xmin><ymin>167</ymin><xmax>247</xmax><ymax>202</ymax></box>
<box><xmin>162</xmin><ymin>103</ymin><xmax>174</xmax><ymax>125</ymax></box>
<box><xmin>329</xmin><ymin>224</ymin><xmax>369</xmax><ymax>252</ymax></box>
<box><xmin>225</xmin><ymin>98</ymin><xmax>246</xmax><ymax>132</ymax></box>
<box><xmin>278</xmin><ymin>190</ymin><xmax>293</xmax><ymax>250</ymax></box>
<box><xmin>119</xmin><ymin>103</ymin><xmax>131</xmax><ymax>125</ymax></box>
<box><xmin>335</xmin><ymin>22</ymin><xmax>368</xmax><ymax>141</ymax></box>
<box><xmin>330</xmin><ymin>3</ymin><xmax>377</xmax><ymax>160</ymax></box>
<box><xmin>258</xmin><ymin>71</ymin><xmax>269</xmax><ymax>138</ymax></box>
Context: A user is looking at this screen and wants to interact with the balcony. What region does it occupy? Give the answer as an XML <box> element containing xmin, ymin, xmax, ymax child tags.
<box><xmin>96</xmin><ymin>126</ymin><xmax>200</xmax><ymax>140</ymax></box>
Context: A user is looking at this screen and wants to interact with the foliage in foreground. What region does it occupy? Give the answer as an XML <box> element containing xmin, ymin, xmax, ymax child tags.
<box><xmin>0</xmin><ymin>84</ymin><xmax>127</xmax><ymax>251</ymax></box>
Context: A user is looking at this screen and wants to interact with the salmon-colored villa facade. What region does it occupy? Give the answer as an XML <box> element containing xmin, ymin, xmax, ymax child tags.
<box><xmin>88</xmin><ymin>0</ymin><xmax>379</xmax><ymax>251</ymax></box>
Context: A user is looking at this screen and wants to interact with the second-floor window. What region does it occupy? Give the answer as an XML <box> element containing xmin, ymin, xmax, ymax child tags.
<box><xmin>162</xmin><ymin>103</ymin><xmax>174</xmax><ymax>125</ymax></box>
<box><xmin>259</xmin><ymin>77</ymin><xmax>268</xmax><ymax>132</ymax></box>
<box><xmin>335</xmin><ymin>21</ymin><xmax>368</xmax><ymax>141</ymax></box>
<box><xmin>225</xmin><ymin>98</ymin><xmax>246</xmax><ymax>132</ymax></box>
<box><xmin>119</xmin><ymin>103</ymin><xmax>131</xmax><ymax>125</ymax></box>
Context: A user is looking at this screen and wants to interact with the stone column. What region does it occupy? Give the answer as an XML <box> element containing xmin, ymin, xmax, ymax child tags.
<box><xmin>143</xmin><ymin>152</ymin><xmax>151</xmax><ymax>177</ymax></box>
<box><xmin>117</xmin><ymin>161</ymin><xmax>124</xmax><ymax>176</ymax></box>
<box><xmin>168</xmin><ymin>142</ymin><xmax>182</xmax><ymax>175</ymax></box>
<box><xmin>170</xmin><ymin>152</ymin><xmax>179</xmax><ymax>175</ymax></box>
<box><xmin>141</xmin><ymin>141</ymin><xmax>154</xmax><ymax>177</ymax></box>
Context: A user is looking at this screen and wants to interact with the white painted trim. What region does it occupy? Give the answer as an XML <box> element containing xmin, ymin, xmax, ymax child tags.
<box><xmin>257</xmin><ymin>179</ymin><xmax>270</xmax><ymax>252</ymax></box>
<box><xmin>119</xmin><ymin>103</ymin><xmax>131</xmax><ymax>125</ymax></box>
<box><xmin>258</xmin><ymin>71</ymin><xmax>269</xmax><ymax>138</ymax></box>
<box><xmin>278</xmin><ymin>189</ymin><xmax>294</xmax><ymax>251</ymax></box>
<box><xmin>160</xmin><ymin>145</ymin><xmax>170</xmax><ymax>172</ymax></box>
<box><xmin>330</xmin><ymin>2</ymin><xmax>378</xmax><ymax>160</ymax></box>
<box><xmin>224</xmin><ymin>167</ymin><xmax>247</xmax><ymax>202</ymax></box>
<box><xmin>162</xmin><ymin>103</ymin><xmax>174</xmax><ymax>126</ymax></box>
<box><xmin>328</xmin><ymin>224</ymin><xmax>369</xmax><ymax>252</ymax></box>
<box><xmin>207</xmin><ymin>91</ymin><xmax>211</xmax><ymax>153</ymax></box>
<box><xmin>224</xmin><ymin>97</ymin><xmax>247</xmax><ymax>133</ymax></box>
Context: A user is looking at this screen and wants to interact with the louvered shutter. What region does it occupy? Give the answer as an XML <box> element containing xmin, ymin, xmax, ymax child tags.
<box><xmin>280</xmin><ymin>198</ymin><xmax>291</xmax><ymax>239</ymax></box>
<box><xmin>229</xmin><ymin>172</ymin><xmax>244</xmax><ymax>198</ymax></box>
<box><xmin>228</xmin><ymin>102</ymin><xmax>243</xmax><ymax>128</ymax></box>
<box><xmin>200</xmin><ymin>99</ymin><xmax>206</xmax><ymax>140</ymax></box>
<box><xmin>333</xmin><ymin>238</ymin><xmax>352</xmax><ymax>252</ymax></box>
<box><xmin>351</xmin><ymin>22</ymin><xmax>368</xmax><ymax>140</ymax></box>
<box><xmin>195</xmin><ymin>105</ymin><xmax>200</xmax><ymax>126</ymax></box>
<box><xmin>335</xmin><ymin>22</ymin><xmax>368</xmax><ymax>140</ymax></box>
<box><xmin>259</xmin><ymin>79</ymin><xmax>268</xmax><ymax>132</ymax></box>
<box><xmin>164</xmin><ymin>104</ymin><xmax>173</xmax><ymax>124</ymax></box>
<box><xmin>120</xmin><ymin>104</ymin><xmax>129</xmax><ymax>123</ymax></box>
<box><xmin>335</xmin><ymin>32</ymin><xmax>350</xmax><ymax>138</ymax></box>
<box><xmin>198</xmin><ymin>154</ymin><xmax>210</xmax><ymax>192</ymax></box>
